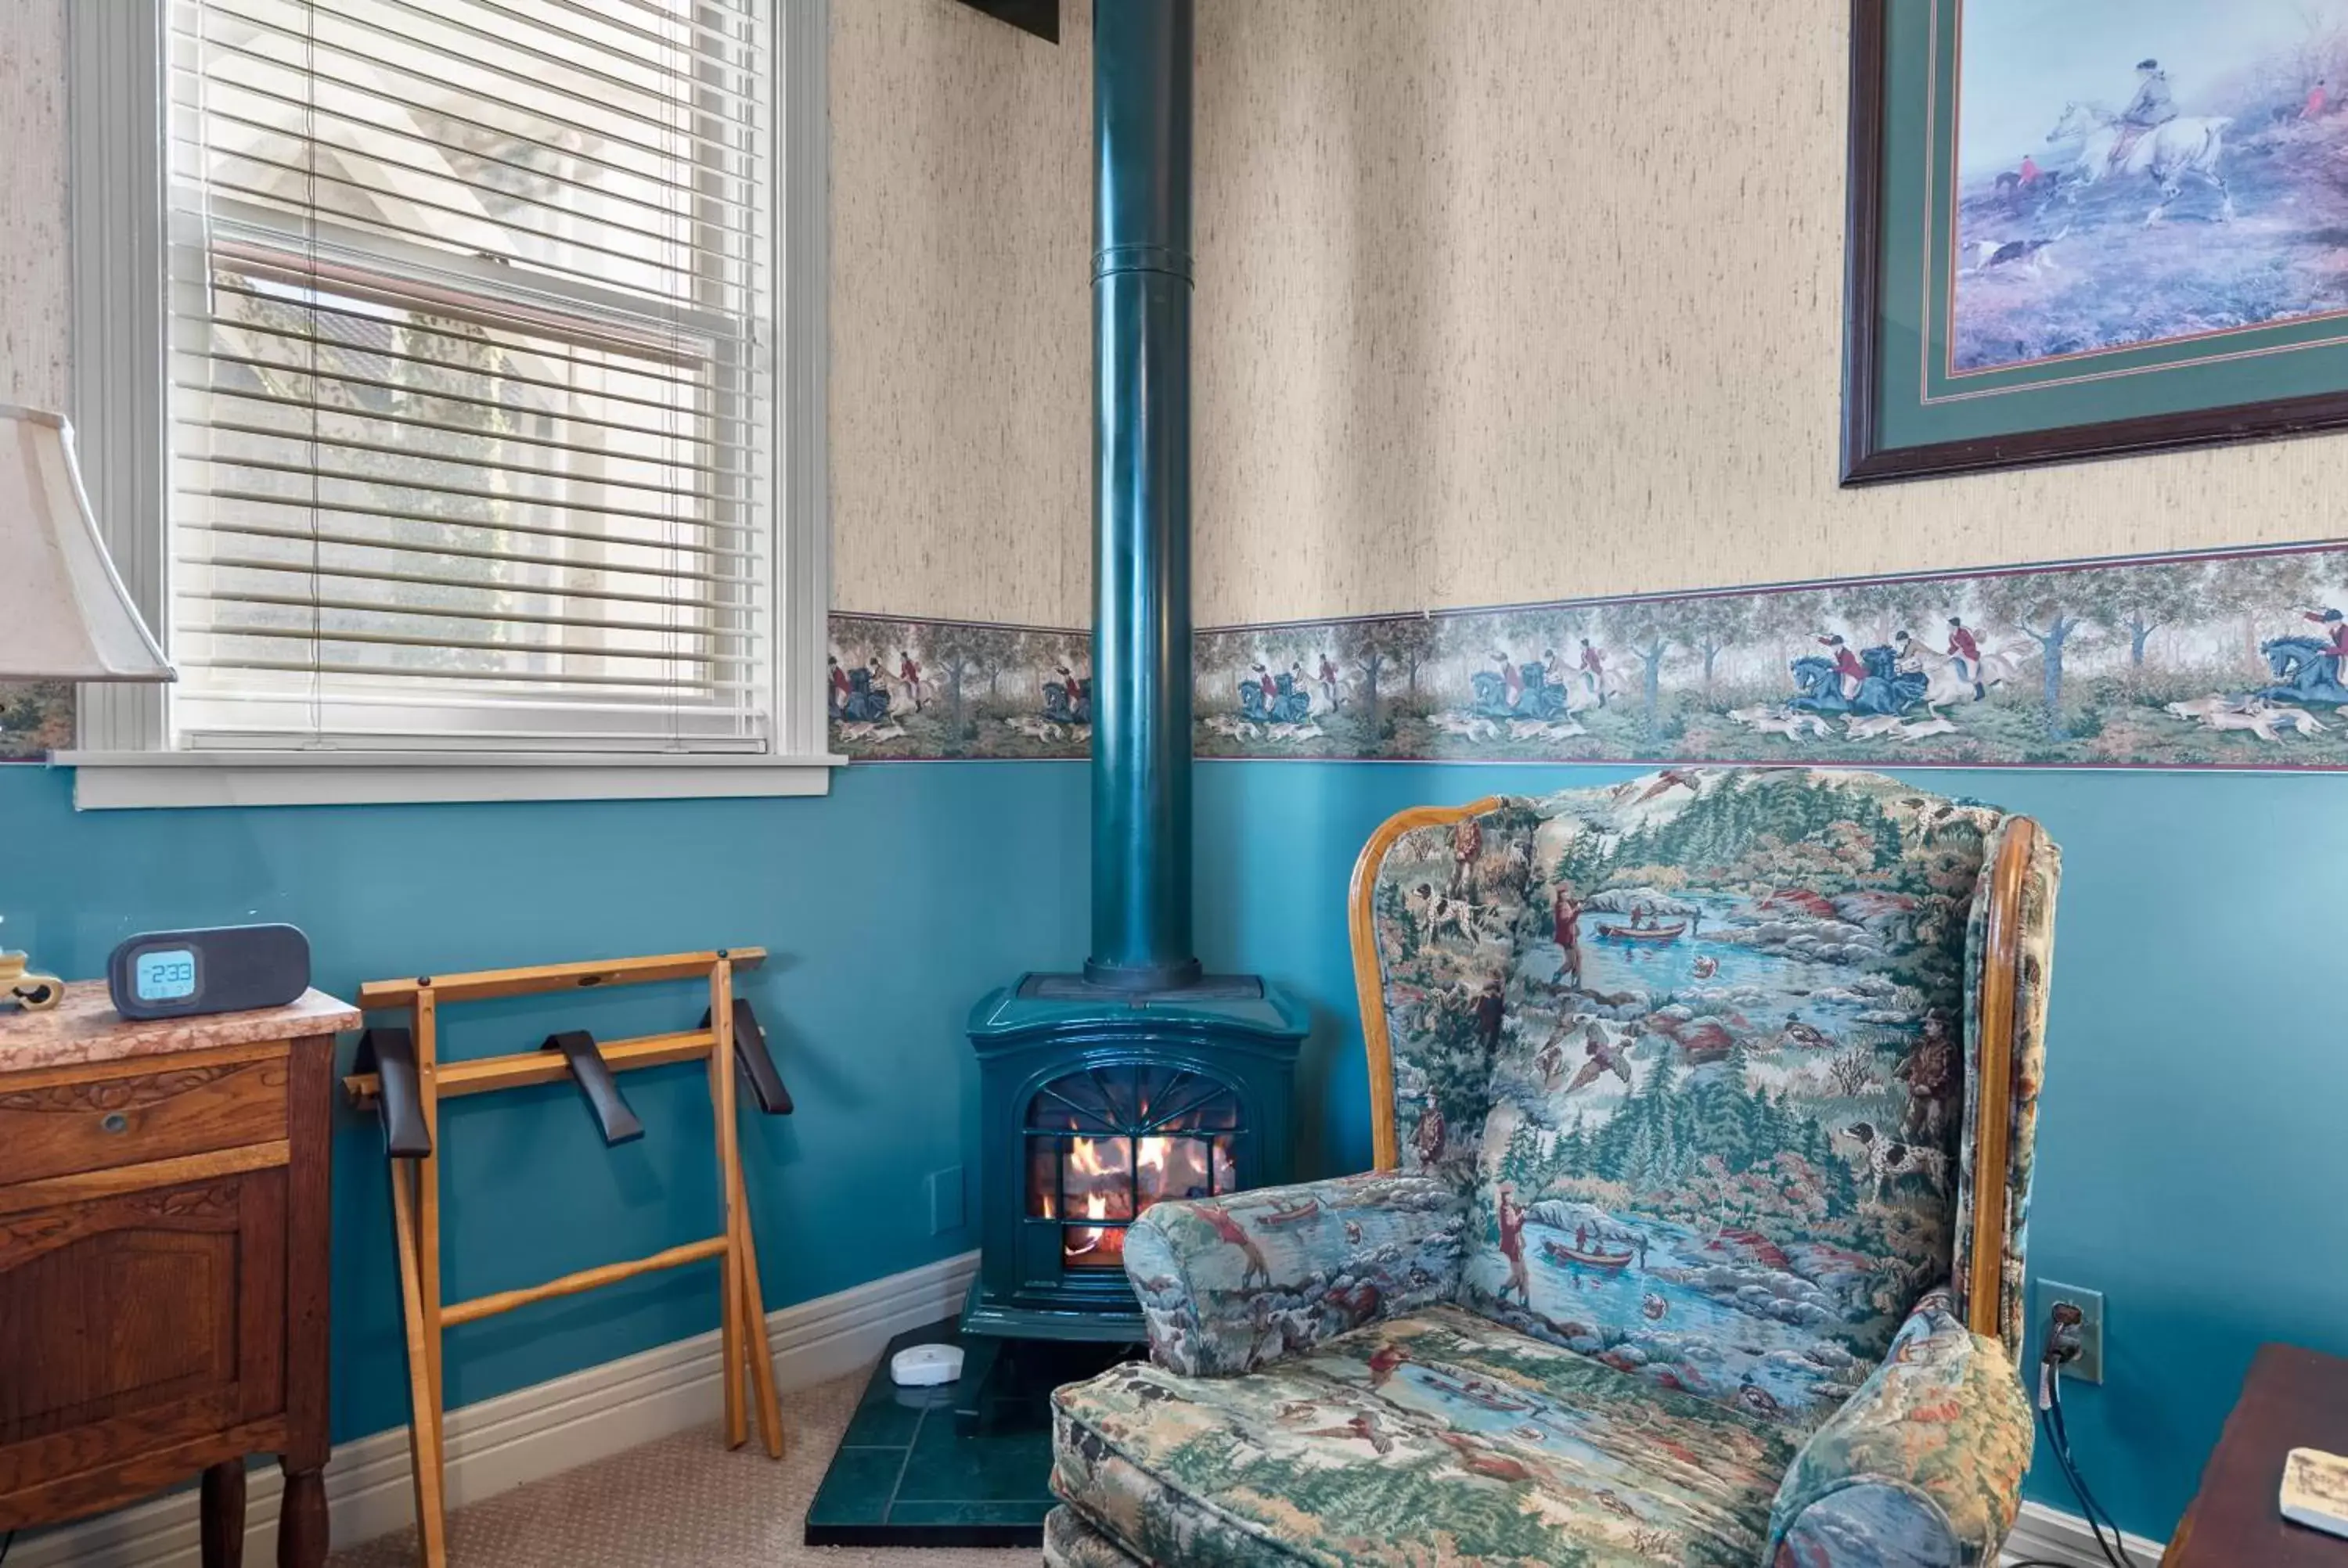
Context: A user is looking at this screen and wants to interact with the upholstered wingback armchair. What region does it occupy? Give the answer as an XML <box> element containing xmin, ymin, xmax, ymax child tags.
<box><xmin>1047</xmin><ymin>768</ymin><xmax>2058</xmax><ymax>1568</ymax></box>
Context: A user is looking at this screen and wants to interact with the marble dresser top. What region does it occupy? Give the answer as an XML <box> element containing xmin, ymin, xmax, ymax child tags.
<box><xmin>0</xmin><ymin>981</ymin><xmax>361</xmax><ymax>1074</ymax></box>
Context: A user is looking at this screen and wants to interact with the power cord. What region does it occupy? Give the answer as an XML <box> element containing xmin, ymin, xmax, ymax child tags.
<box><xmin>2009</xmin><ymin>1301</ymin><xmax>2138</xmax><ymax>1568</ymax></box>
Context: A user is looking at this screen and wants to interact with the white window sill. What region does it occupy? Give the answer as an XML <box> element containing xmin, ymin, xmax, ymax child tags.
<box><xmin>52</xmin><ymin>750</ymin><xmax>850</xmax><ymax>811</ymax></box>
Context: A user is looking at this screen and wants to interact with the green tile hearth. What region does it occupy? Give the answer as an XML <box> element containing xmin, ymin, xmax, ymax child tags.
<box><xmin>888</xmin><ymin>1501</ymin><xmax>1069</xmax><ymax>1527</ymax></box>
<box><xmin>802</xmin><ymin>1447</ymin><xmax>904</xmax><ymax>1530</ymax></box>
<box><xmin>895</xmin><ymin>1410</ymin><xmax>1053</xmax><ymax>1503</ymax></box>
<box><xmin>803</xmin><ymin>1318</ymin><xmax>1133</xmax><ymax>1548</ymax></box>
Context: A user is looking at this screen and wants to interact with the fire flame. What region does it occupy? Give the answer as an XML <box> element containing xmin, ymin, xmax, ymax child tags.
<box><xmin>1065</xmin><ymin>1188</ymin><xmax>1123</xmax><ymax>1263</ymax></box>
<box><xmin>1045</xmin><ymin>1134</ymin><xmax>1227</xmax><ymax>1268</ymax></box>
<box><xmin>1062</xmin><ymin>1136</ymin><xmax>1135</xmax><ymax>1264</ymax></box>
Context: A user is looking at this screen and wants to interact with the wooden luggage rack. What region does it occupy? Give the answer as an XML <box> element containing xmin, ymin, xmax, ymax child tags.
<box><xmin>344</xmin><ymin>950</ymin><xmax>791</xmax><ymax>1567</ymax></box>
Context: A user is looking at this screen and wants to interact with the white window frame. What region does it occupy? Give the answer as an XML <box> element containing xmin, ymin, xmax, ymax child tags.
<box><xmin>56</xmin><ymin>0</ymin><xmax>838</xmax><ymax>810</ymax></box>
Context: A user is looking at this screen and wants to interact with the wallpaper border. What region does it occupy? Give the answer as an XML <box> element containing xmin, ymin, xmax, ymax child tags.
<box><xmin>834</xmin><ymin>538</ymin><xmax>2348</xmax><ymax>772</ymax></box>
<box><xmin>14</xmin><ymin>542</ymin><xmax>2348</xmax><ymax>772</ymax></box>
<box><xmin>823</xmin><ymin>610</ymin><xmax>1093</xmax><ymax>761</ymax></box>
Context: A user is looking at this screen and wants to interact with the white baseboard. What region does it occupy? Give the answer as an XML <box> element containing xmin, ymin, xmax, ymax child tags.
<box><xmin>2003</xmin><ymin>1498</ymin><xmax>2170</xmax><ymax>1566</ymax></box>
<box><xmin>17</xmin><ymin>1250</ymin><xmax>978</xmax><ymax>1568</ymax></box>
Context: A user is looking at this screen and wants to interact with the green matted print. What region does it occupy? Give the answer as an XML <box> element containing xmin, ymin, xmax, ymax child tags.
<box><xmin>1846</xmin><ymin>0</ymin><xmax>2348</xmax><ymax>481</ymax></box>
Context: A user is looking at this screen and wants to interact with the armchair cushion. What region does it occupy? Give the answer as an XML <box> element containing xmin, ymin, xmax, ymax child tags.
<box><xmin>1053</xmin><ymin>1305</ymin><xmax>1800</xmax><ymax>1566</ymax></box>
<box><xmin>1123</xmin><ymin>1171</ymin><xmax>1468</xmax><ymax>1377</ymax></box>
<box><xmin>1362</xmin><ymin>770</ymin><xmax>2030</xmax><ymax>1430</ymax></box>
<box><xmin>1766</xmin><ymin>1289</ymin><xmax>2033</xmax><ymax>1568</ymax></box>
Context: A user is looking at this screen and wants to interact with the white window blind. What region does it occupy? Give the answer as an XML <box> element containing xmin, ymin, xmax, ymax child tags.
<box><xmin>164</xmin><ymin>0</ymin><xmax>775</xmax><ymax>753</ymax></box>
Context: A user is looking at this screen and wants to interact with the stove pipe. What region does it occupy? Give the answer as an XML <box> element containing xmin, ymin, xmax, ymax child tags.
<box><xmin>1084</xmin><ymin>0</ymin><xmax>1200</xmax><ymax>992</ymax></box>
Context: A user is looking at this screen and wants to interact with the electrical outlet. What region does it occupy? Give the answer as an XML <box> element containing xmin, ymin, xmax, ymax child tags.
<box><xmin>2035</xmin><ymin>1278</ymin><xmax>2105</xmax><ymax>1384</ymax></box>
<box><xmin>927</xmin><ymin>1166</ymin><xmax>966</xmax><ymax>1236</ymax></box>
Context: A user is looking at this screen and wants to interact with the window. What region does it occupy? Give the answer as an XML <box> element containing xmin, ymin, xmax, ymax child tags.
<box><xmin>63</xmin><ymin>0</ymin><xmax>831</xmax><ymax>807</ymax></box>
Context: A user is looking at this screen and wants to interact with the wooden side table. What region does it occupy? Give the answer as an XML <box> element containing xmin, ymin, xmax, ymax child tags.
<box><xmin>2165</xmin><ymin>1343</ymin><xmax>2348</xmax><ymax>1566</ymax></box>
<box><xmin>0</xmin><ymin>984</ymin><xmax>358</xmax><ymax>1567</ymax></box>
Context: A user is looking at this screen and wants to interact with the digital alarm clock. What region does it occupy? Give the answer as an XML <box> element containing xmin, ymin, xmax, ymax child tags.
<box><xmin>106</xmin><ymin>924</ymin><xmax>312</xmax><ymax>1021</ymax></box>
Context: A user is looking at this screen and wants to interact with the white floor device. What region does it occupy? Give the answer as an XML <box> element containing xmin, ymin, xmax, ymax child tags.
<box><xmin>890</xmin><ymin>1343</ymin><xmax>966</xmax><ymax>1387</ymax></box>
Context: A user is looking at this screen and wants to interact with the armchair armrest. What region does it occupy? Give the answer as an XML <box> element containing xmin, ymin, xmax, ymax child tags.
<box><xmin>1122</xmin><ymin>1171</ymin><xmax>1468</xmax><ymax>1377</ymax></box>
<box><xmin>1766</xmin><ymin>1289</ymin><xmax>2033</xmax><ymax>1568</ymax></box>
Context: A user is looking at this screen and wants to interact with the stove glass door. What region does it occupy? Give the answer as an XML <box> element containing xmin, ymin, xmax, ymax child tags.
<box><xmin>1025</xmin><ymin>1064</ymin><xmax>1242</xmax><ymax>1269</ymax></box>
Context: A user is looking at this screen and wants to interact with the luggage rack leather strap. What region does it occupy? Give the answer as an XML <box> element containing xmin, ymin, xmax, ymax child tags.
<box><xmin>704</xmin><ymin>998</ymin><xmax>794</xmax><ymax>1115</ymax></box>
<box><xmin>355</xmin><ymin>1026</ymin><xmax>433</xmax><ymax>1158</ymax></box>
<box><xmin>542</xmin><ymin>1030</ymin><xmax>646</xmax><ymax>1145</ymax></box>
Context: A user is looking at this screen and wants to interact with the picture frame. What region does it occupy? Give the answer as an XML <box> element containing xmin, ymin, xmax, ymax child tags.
<box><xmin>1843</xmin><ymin>0</ymin><xmax>2348</xmax><ymax>484</ymax></box>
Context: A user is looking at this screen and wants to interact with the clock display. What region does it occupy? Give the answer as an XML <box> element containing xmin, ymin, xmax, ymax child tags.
<box><xmin>106</xmin><ymin>926</ymin><xmax>307</xmax><ymax>1021</ymax></box>
<box><xmin>135</xmin><ymin>948</ymin><xmax>200</xmax><ymax>1002</ymax></box>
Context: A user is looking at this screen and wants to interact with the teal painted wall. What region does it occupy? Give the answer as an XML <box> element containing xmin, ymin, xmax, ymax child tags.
<box><xmin>5</xmin><ymin>754</ymin><xmax>2318</xmax><ymax>1541</ymax></box>
<box><xmin>0</xmin><ymin>761</ymin><xmax>1088</xmax><ymax>1447</ymax></box>
<box><xmin>1193</xmin><ymin>760</ymin><xmax>2348</xmax><ymax>1542</ymax></box>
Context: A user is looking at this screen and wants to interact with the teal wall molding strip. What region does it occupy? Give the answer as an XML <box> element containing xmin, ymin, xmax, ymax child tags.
<box><xmin>836</xmin><ymin>539</ymin><xmax>2348</xmax><ymax>770</ymax></box>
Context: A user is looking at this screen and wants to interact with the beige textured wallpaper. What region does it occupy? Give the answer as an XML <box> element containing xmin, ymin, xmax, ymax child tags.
<box><xmin>7</xmin><ymin>0</ymin><xmax>2336</xmax><ymax>637</ymax></box>
<box><xmin>0</xmin><ymin>0</ymin><xmax>1095</xmax><ymax>629</ymax></box>
<box><xmin>0</xmin><ymin>0</ymin><xmax>67</xmax><ymax>412</ymax></box>
<box><xmin>1189</xmin><ymin>0</ymin><xmax>2346</xmax><ymax>627</ymax></box>
<box><xmin>827</xmin><ymin>0</ymin><xmax>1093</xmax><ymax>625</ymax></box>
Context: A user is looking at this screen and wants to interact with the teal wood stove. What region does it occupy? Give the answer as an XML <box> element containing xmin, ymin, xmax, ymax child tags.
<box><xmin>962</xmin><ymin>976</ymin><xmax>1305</xmax><ymax>1354</ymax></box>
<box><xmin>954</xmin><ymin>0</ymin><xmax>1305</xmax><ymax>1425</ymax></box>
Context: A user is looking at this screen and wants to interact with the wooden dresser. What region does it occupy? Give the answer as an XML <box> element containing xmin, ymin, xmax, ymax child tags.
<box><xmin>0</xmin><ymin>985</ymin><xmax>358</xmax><ymax>1567</ymax></box>
<box><xmin>2165</xmin><ymin>1343</ymin><xmax>2348</xmax><ymax>1567</ymax></box>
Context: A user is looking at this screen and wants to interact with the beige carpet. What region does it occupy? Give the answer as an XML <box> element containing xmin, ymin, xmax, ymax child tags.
<box><xmin>327</xmin><ymin>1372</ymin><xmax>1039</xmax><ymax>1568</ymax></box>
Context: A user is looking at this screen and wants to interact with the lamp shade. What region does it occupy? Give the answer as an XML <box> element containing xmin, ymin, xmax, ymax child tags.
<box><xmin>0</xmin><ymin>404</ymin><xmax>172</xmax><ymax>682</ymax></box>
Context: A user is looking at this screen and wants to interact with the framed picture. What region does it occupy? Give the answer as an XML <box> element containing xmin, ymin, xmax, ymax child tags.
<box><xmin>1844</xmin><ymin>0</ymin><xmax>2348</xmax><ymax>483</ymax></box>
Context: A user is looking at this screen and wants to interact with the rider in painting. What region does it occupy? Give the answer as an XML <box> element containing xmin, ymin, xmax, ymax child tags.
<box><xmin>1492</xmin><ymin>652</ymin><xmax>1525</xmax><ymax>710</ymax></box>
<box><xmin>2303</xmin><ymin>608</ymin><xmax>2348</xmax><ymax>674</ymax></box>
<box><xmin>2113</xmin><ymin>58</ymin><xmax>2177</xmax><ymax>168</ymax></box>
<box><xmin>1817</xmin><ymin>635</ymin><xmax>1867</xmax><ymax>701</ymax></box>
<box><xmin>1578</xmin><ymin>639</ymin><xmax>1607</xmax><ymax>707</ymax></box>
<box><xmin>1946</xmin><ymin>615</ymin><xmax>1986</xmax><ymax>700</ymax></box>
<box><xmin>1893</xmin><ymin>631</ymin><xmax>1929</xmax><ymax>683</ymax></box>
<box><xmin>1045</xmin><ymin>664</ymin><xmax>1090</xmax><ymax>725</ymax></box>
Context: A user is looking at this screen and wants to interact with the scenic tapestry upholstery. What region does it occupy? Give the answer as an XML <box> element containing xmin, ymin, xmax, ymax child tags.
<box><xmin>1054</xmin><ymin>1305</ymin><xmax>1801</xmax><ymax>1567</ymax></box>
<box><xmin>1048</xmin><ymin>768</ymin><xmax>2058</xmax><ymax>1568</ymax></box>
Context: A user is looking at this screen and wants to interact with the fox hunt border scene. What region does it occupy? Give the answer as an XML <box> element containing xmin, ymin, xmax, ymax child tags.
<box><xmin>17</xmin><ymin>543</ymin><xmax>2348</xmax><ymax>770</ymax></box>
<box><xmin>823</xmin><ymin>541</ymin><xmax>2348</xmax><ymax>771</ymax></box>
